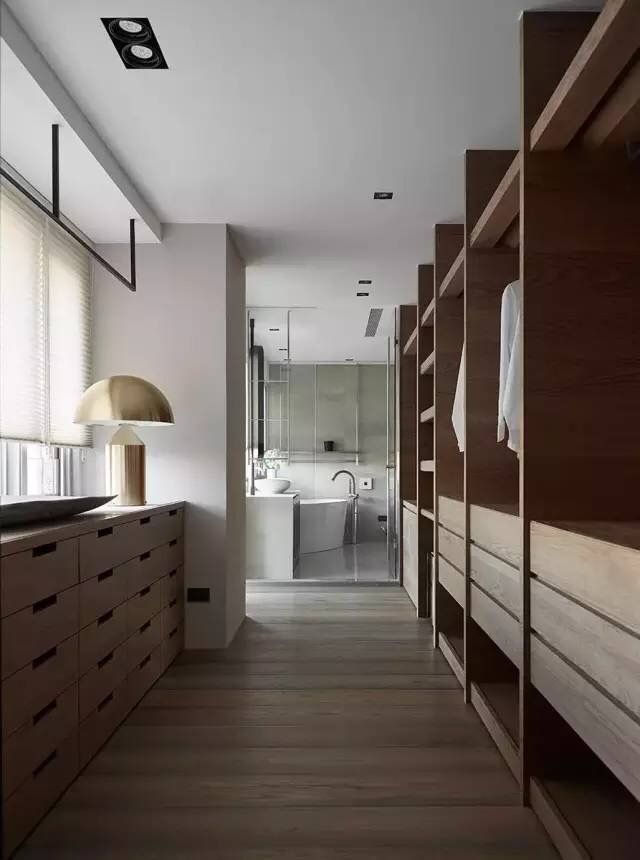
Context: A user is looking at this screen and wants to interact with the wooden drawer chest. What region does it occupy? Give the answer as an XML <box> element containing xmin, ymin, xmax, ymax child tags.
<box><xmin>0</xmin><ymin>502</ymin><xmax>184</xmax><ymax>858</ymax></box>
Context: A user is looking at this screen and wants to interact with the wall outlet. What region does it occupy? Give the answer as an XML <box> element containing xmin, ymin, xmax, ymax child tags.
<box><xmin>359</xmin><ymin>477</ymin><xmax>373</xmax><ymax>491</ymax></box>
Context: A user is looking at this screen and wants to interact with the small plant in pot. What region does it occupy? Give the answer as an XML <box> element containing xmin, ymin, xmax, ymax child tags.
<box><xmin>263</xmin><ymin>449</ymin><xmax>282</xmax><ymax>479</ymax></box>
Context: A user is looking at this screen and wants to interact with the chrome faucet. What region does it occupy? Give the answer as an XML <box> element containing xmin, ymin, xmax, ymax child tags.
<box><xmin>331</xmin><ymin>469</ymin><xmax>356</xmax><ymax>496</ymax></box>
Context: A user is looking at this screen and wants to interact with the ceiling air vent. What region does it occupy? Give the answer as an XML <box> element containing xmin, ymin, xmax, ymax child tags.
<box><xmin>365</xmin><ymin>308</ymin><xmax>383</xmax><ymax>337</ymax></box>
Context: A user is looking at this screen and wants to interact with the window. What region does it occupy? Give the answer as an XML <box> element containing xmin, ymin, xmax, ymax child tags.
<box><xmin>0</xmin><ymin>182</ymin><xmax>92</xmax><ymax>447</ymax></box>
<box><xmin>0</xmin><ymin>181</ymin><xmax>93</xmax><ymax>496</ymax></box>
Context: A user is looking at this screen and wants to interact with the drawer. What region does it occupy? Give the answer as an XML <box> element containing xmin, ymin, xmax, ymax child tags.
<box><xmin>127</xmin><ymin>612</ymin><xmax>163</xmax><ymax>672</ymax></box>
<box><xmin>127</xmin><ymin>579</ymin><xmax>162</xmax><ymax>635</ymax></box>
<box><xmin>79</xmin><ymin>679</ymin><xmax>129</xmax><ymax>769</ymax></box>
<box><xmin>162</xmin><ymin>623</ymin><xmax>184</xmax><ymax>671</ymax></box>
<box><xmin>438</xmin><ymin>526</ymin><xmax>465</xmax><ymax>573</ymax></box>
<box><xmin>438</xmin><ymin>495</ymin><xmax>464</xmax><ymax>538</ymax></box>
<box><xmin>79</xmin><ymin>639</ymin><xmax>129</xmax><ymax>721</ymax></box>
<box><xmin>162</xmin><ymin>566</ymin><xmax>184</xmax><ymax>608</ymax></box>
<box><xmin>531</xmin><ymin>634</ymin><xmax>640</xmax><ymax>802</ymax></box>
<box><xmin>162</xmin><ymin>595</ymin><xmax>184</xmax><ymax>638</ymax></box>
<box><xmin>147</xmin><ymin>508</ymin><xmax>183</xmax><ymax>549</ymax></box>
<box><xmin>125</xmin><ymin>544</ymin><xmax>170</xmax><ymax>598</ymax></box>
<box><xmin>166</xmin><ymin>536</ymin><xmax>184</xmax><ymax>573</ymax></box>
<box><xmin>438</xmin><ymin>556</ymin><xmax>465</xmax><ymax>607</ymax></box>
<box><xmin>3</xmin><ymin>683</ymin><xmax>78</xmax><ymax>798</ymax></box>
<box><xmin>128</xmin><ymin>644</ymin><xmax>163</xmax><ymax>710</ymax></box>
<box><xmin>2</xmin><ymin>586</ymin><xmax>79</xmax><ymax>680</ymax></box>
<box><xmin>79</xmin><ymin>563</ymin><xmax>128</xmax><ymax>627</ymax></box>
<box><xmin>79</xmin><ymin>519</ymin><xmax>141</xmax><ymax>580</ymax></box>
<box><xmin>470</xmin><ymin>504</ymin><xmax>521</xmax><ymax>567</ymax></box>
<box><xmin>79</xmin><ymin>602</ymin><xmax>128</xmax><ymax>675</ymax></box>
<box><xmin>470</xmin><ymin>544</ymin><xmax>521</xmax><ymax>618</ymax></box>
<box><xmin>3</xmin><ymin>733</ymin><xmax>78</xmax><ymax>859</ymax></box>
<box><xmin>1</xmin><ymin>537</ymin><xmax>77</xmax><ymax>618</ymax></box>
<box><xmin>531</xmin><ymin>578</ymin><xmax>640</xmax><ymax>720</ymax></box>
<box><xmin>2</xmin><ymin>634</ymin><xmax>78</xmax><ymax>738</ymax></box>
<box><xmin>470</xmin><ymin>584</ymin><xmax>520</xmax><ymax>667</ymax></box>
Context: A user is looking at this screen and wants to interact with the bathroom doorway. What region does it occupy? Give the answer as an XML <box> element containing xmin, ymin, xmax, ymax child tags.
<box><xmin>246</xmin><ymin>306</ymin><xmax>397</xmax><ymax>582</ymax></box>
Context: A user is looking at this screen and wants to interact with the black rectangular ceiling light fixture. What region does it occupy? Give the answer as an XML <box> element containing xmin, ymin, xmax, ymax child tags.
<box><xmin>102</xmin><ymin>18</ymin><xmax>168</xmax><ymax>69</ymax></box>
<box><xmin>356</xmin><ymin>292</ymin><xmax>369</xmax><ymax>297</ymax></box>
<box><xmin>358</xmin><ymin>279</ymin><xmax>372</xmax><ymax>285</ymax></box>
<box><xmin>373</xmin><ymin>191</ymin><xmax>393</xmax><ymax>200</ymax></box>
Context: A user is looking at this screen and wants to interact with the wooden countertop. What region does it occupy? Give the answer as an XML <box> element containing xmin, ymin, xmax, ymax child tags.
<box><xmin>0</xmin><ymin>502</ymin><xmax>184</xmax><ymax>556</ymax></box>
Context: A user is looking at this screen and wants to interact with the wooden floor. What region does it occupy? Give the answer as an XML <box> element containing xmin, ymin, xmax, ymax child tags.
<box><xmin>19</xmin><ymin>584</ymin><xmax>557</xmax><ymax>858</ymax></box>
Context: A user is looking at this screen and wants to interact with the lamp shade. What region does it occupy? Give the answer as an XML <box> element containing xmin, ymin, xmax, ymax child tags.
<box><xmin>74</xmin><ymin>375</ymin><xmax>174</xmax><ymax>426</ymax></box>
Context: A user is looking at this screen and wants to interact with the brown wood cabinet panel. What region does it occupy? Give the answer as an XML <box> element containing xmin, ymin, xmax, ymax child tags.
<box><xmin>2</xmin><ymin>634</ymin><xmax>78</xmax><ymax>739</ymax></box>
<box><xmin>79</xmin><ymin>639</ymin><xmax>129</xmax><ymax>721</ymax></box>
<box><xmin>78</xmin><ymin>602</ymin><xmax>128</xmax><ymax>676</ymax></box>
<box><xmin>127</xmin><ymin>579</ymin><xmax>163</xmax><ymax>636</ymax></box>
<box><xmin>1</xmin><ymin>538</ymin><xmax>78</xmax><ymax>619</ymax></box>
<box><xmin>162</xmin><ymin>623</ymin><xmax>184</xmax><ymax>672</ymax></box>
<box><xmin>2</xmin><ymin>683</ymin><xmax>78</xmax><ymax>798</ymax></box>
<box><xmin>125</xmin><ymin>544</ymin><xmax>170</xmax><ymax>598</ymax></box>
<box><xmin>127</xmin><ymin>643</ymin><xmax>163</xmax><ymax>710</ymax></box>
<box><xmin>78</xmin><ymin>520</ymin><xmax>141</xmax><ymax>581</ymax></box>
<box><xmin>3</xmin><ymin>733</ymin><xmax>78</xmax><ymax>858</ymax></box>
<box><xmin>161</xmin><ymin>596</ymin><xmax>184</xmax><ymax>640</ymax></box>
<box><xmin>127</xmin><ymin>613</ymin><xmax>163</xmax><ymax>673</ymax></box>
<box><xmin>161</xmin><ymin>566</ymin><xmax>184</xmax><ymax>608</ymax></box>
<box><xmin>79</xmin><ymin>563</ymin><xmax>128</xmax><ymax>627</ymax></box>
<box><xmin>2</xmin><ymin>586</ymin><xmax>79</xmax><ymax>680</ymax></box>
<box><xmin>79</xmin><ymin>680</ymin><xmax>129</xmax><ymax>770</ymax></box>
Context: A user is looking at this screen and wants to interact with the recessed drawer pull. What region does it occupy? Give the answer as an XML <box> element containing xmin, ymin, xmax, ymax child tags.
<box><xmin>169</xmin><ymin>598</ymin><xmax>177</xmax><ymax>608</ymax></box>
<box><xmin>169</xmin><ymin>509</ymin><xmax>178</xmax><ymax>517</ymax></box>
<box><xmin>169</xmin><ymin>568</ymin><xmax>177</xmax><ymax>578</ymax></box>
<box><xmin>139</xmin><ymin>654</ymin><xmax>151</xmax><ymax>669</ymax></box>
<box><xmin>33</xmin><ymin>593</ymin><xmax>57</xmax><ymax>614</ymax></box>
<box><xmin>97</xmin><ymin>609</ymin><xmax>114</xmax><ymax>626</ymax></box>
<box><xmin>140</xmin><ymin>551</ymin><xmax>151</xmax><ymax>562</ymax></box>
<box><xmin>140</xmin><ymin>516</ymin><xmax>151</xmax><ymax>525</ymax></box>
<box><xmin>33</xmin><ymin>541</ymin><xmax>57</xmax><ymax>558</ymax></box>
<box><xmin>32</xmin><ymin>645</ymin><xmax>57</xmax><ymax>669</ymax></box>
<box><xmin>169</xmin><ymin>539</ymin><xmax>177</xmax><ymax>547</ymax></box>
<box><xmin>97</xmin><ymin>527</ymin><xmax>113</xmax><ymax>538</ymax></box>
<box><xmin>98</xmin><ymin>651</ymin><xmax>114</xmax><ymax>669</ymax></box>
<box><xmin>169</xmin><ymin>626</ymin><xmax>178</xmax><ymax>639</ymax></box>
<box><xmin>33</xmin><ymin>698</ymin><xmax>57</xmax><ymax>725</ymax></box>
<box><xmin>139</xmin><ymin>620</ymin><xmax>151</xmax><ymax>634</ymax></box>
<box><xmin>97</xmin><ymin>692</ymin><xmax>114</xmax><ymax>712</ymax></box>
<box><xmin>97</xmin><ymin>569</ymin><xmax>114</xmax><ymax>582</ymax></box>
<box><xmin>33</xmin><ymin>750</ymin><xmax>57</xmax><ymax>778</ymax></box>
<box><xmin>139</xmin><ymin>586</ymin><xmax>151</xmax><ymax>597</ymax></box>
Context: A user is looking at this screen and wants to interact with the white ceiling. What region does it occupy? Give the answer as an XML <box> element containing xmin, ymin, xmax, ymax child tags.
<box><xmin>4</xmin><ymin>0</ymin><xmax>598</xmax><ymax>310</ymax></box>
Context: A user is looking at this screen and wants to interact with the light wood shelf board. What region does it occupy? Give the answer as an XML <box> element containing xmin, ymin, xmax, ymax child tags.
<box><xmin>420</xmin><ymin>460</ymin><xmax>435</xmax><ymax>472</ymax></box>
<box><xmin>420</xmin><ymin>352</ymin><xmax>435</xmax><ymax>376</ymax></box>
<box><xmin>420</xmin><ymin>508</ymin><xmax>434</xmax><ymax>521</ymax></box>
<box><xmin>582</xmin><ymin>56</ymin><xmax>640</xmax><ymax>147</ymax></box>
<box><xmin>420</xmin><ymin>298</ymin><xmax>435</xmax><ymax>327</ymax></box>
<box><xmin>438</xmin><ymin>248</ymin><xmax>465</xmax><ymax>298</ymax></box>
<box><xmin>531</xmin><ymin>0</ymin><xmax>640</xmax><ymax>150</ymax></box>
<box><xmin>402</xmin><ymin>499</ymin><xmax>418</xmax><ymax>515</ymax></box>
<box><xmin>420</xmin><ymin>406</ymin><xmax>435</xmax><ymax>423</ymax></box>
<box><xmin>470</xmin><ymin>153</ymin><xmax>521</xmax><ymax>249</ymax></box>
<box><xmin>402</xmin><ymin>326</ymin><xmax>418</xmax><ymax>356</ymax></box>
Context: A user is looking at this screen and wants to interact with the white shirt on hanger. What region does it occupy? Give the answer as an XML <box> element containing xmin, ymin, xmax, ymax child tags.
<box><xmin>498</xmin><ymin>280</ymin><xmax>522</xmax><ymax>452</ymax></box>
<box><xmin>452</xmin><ymin>342</ymin><xmax>465</xmax><ymax>453</ymax></box>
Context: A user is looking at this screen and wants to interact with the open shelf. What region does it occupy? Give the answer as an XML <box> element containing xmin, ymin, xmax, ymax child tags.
<box><xmin>419</xmin><ymin>351</ymin><xmax>435</xmax><ymax>376</ymax></box>
<box><xmin>420</xmin><ymin>405</ymin><xmax>434</xmax><ymax>423</ymax></box>
<box><xmin>402</xmin><ymin>326</ymin><xmax>418</xmax><ymax>355</ymax></box>
<box><xmin>531</xmin><ymin>0</ymin><xmax>640</xmax><ymax>151</ymax></box>
<box><xmin>470</xmin><ymin>681</ymin><xmax>520</xmax><ymax>780</ymax></box>
<box><xmin>439</xmin><ymin>631</ymin><xmax>464</xmax><ymax>686</ymax></box>
<box><xmin>469</xmin><ymin>152</ymin><xmax>520</xmax><ymax>248</ymax></box>
<box><xmin>420</xmin><ymin>297</ymin><xmax>435</xmax><ymax>327</ymax></box>
<box><xmin>438</xmin><ymin>247</ymin><xmax>464</xmax><ymax>298</ymax></box>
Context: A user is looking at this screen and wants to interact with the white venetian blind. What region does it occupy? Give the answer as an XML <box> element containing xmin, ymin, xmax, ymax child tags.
<box><xmin>0</xmin><ymin>182</ymin><xmax>92</xmax><ymax>447</ymax></box>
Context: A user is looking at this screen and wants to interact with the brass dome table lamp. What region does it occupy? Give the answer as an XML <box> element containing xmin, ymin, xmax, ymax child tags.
<box><xmin>75</xmin><ymin>375</ymin><xmax>174</xmax><ymax>506</ymax></box>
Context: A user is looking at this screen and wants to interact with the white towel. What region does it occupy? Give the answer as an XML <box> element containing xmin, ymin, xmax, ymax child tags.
<box><xmin>452</xmin><ymin>343</ymin><xmax>465</xmax><ymax>453</ymax></box>
<box><xmin>498</xmin><ymin>281</ymin><xmax>521</xmax><ymax>452</ymax></box>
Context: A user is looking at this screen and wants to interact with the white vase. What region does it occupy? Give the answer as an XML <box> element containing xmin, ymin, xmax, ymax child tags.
<box><xmin>266</xmin><ymin>468</ymin><xmax>278</xmax><ymax>479</ymax></box>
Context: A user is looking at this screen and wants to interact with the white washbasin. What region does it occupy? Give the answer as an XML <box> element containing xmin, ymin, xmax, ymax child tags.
<box><xmin>255</xmin><ymin>478</ymin><xmax>291</xmax><ymax>495</ymax></box>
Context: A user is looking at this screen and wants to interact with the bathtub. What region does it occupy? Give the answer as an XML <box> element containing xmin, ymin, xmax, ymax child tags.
<box><xmin>300</xmin><ymin>498</ymin><xmax>348</xmax><ymax>554</ymax></box>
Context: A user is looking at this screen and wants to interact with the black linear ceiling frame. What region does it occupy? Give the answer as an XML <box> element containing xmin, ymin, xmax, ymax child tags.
<box><xmin>0</xmin><ymin>124</ymin><xmax>137</xmax><ymax>291</ymax></box>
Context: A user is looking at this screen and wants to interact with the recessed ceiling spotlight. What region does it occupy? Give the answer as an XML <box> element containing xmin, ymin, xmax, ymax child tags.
<box><xmin>278</xmin><ymin>348</ymin><xmax>288</xmax><ymax>352</ymax></box>
<box><xmin>268</xmin><ymin>328</ymin><xmax>281</xmax><ymax>332</ymax></box>
<box><xmin>356</xmin><ymin>292</ymin><xmax>369</xmax><ymax>297</ymax></box>
<box><xmin>102</xmin><ymin>17</ymin><xmax>168</xmax><ymax>69</ymax></box>
<box><xmin>358</xmin><ymin>280</ymin><xmax>372</xmax><ymax>285</ymax></box>
<box><xmin>373</xmin><ymin>191</ymin><xmax>393</xmax><ymax>200</ymax></box>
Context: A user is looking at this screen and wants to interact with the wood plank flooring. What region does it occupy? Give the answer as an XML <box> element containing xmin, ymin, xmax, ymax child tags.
<box><xmin>18</xmin><ymin>584</ymin><xmax>557</xmax><ymax>858</ymax></box>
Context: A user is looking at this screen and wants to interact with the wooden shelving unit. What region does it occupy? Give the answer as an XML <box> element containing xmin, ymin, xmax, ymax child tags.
<box><xmin>399</xmin><ymin>4</ymin><xmax>640</xmax><ymax>856</ymax></box>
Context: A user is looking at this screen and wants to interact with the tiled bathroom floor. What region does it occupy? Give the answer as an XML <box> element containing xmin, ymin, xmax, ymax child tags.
<box><xmin>295</xmin><ymin>540</ymin><xmax>394</xmax><ymax>581</ymax></box>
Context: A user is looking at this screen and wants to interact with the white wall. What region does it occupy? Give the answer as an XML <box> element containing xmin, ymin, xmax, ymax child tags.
<box><xmin>93</xmin><ymin>224</ymin><xmax>246</xmax><ymax>648</ymax></box>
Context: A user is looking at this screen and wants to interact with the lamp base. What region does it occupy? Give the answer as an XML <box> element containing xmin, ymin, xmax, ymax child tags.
<box><xmin>106</xmin><ymin>425</ymin><xmax>146</xmax><ymax>506</ymax></box>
